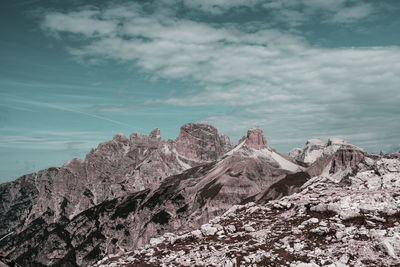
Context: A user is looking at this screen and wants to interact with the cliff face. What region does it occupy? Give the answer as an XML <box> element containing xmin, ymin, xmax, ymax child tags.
<box><xmin>175</xmin><ymin>123</ymin><xmax>232</xmax><ymax>161</ymax></box>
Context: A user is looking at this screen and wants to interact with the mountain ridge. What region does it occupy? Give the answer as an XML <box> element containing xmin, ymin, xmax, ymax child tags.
<box><xmin>0</xmin><ymin>123</ymin><xmax>395</xmax><ymax>266</ymax></box>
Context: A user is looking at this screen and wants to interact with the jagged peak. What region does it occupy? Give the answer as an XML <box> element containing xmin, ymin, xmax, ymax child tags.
<box><xmin>245</xmin><ymin>126</ymin><xmax>267</xmax><ymax>150</ymax></box>
<box><xmin>177</xmin><ymin>122</ymin><xmax>218</xmax><ymax>138</ymax></box>
<box><xmin>305</xmin><ymin>138</ymin><xmax>325</xmax><ymax>146</ymax></box>
<box><xmin>327</xmin><ymin>137</ymin><xmax>348</xmax><ymax>146</ymax></box>
<box><xmin>113</xmin><ymin>132</ymin><xmax>129</xmax><ymax>143</ymax></box>
<box><xmin>149</xmin><ymin>128</ymin><xmax>161</xmax><ymax>139</ymax></box>
<box><xmin>289</xmin><ymin>137</ymin><xmax>363</xmax><ymax>166</ymax></box>
<box><xmin>175</xmin><ymin>122</ymin><xmax>231</xmax><ymax>161</ymax></box>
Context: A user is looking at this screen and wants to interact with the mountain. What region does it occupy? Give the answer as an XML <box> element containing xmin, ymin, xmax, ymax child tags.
<box><xmin>289</xmin><ymin>138</ymin><xmax>360</xmax><ymax>164</ymax></box>
<box><xmin>96</xmin><ymin>153</ymin><xmax>400</xmax><ymax>267</ymax></box>
<box><xmin>0</xmin><ymin>125</ymin><xmax>308</xmax><ymax>266</ymax></box>
<box><xmin>1</xmin><ymin>123</ymin><xmax>395</xmax><ymax>266</ymax></box>
<box><xmin>0</xmin><ymin>124</ymin><xmax>230</xmax><ymax>242</ymax></box>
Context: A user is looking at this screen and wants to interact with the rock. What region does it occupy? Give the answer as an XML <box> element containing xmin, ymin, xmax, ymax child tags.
<box><xmin>224</xmin><ymin>225</ymin><xmax>236</xmax><ymax>234</ymax></box>
<box><xmin>149</xmin><ymin>236</ymin><xmax>165</xmax><ymax>246</ymax></box>
<box><xmin>113</xmin><ymin>132</ymin><xmax>129</xmax><ymax>143</ymax></box>
<box><xmin>289</xmin><ymin>138</ymin><xmax>361</xmax><ymax>166</ymax></box>
<box><xmin>245</xmin><ymin>126</ymin><xmax>267</xmax><ymax>150</ymax></box>
<box><xmin>319</xmin><ymin>221</ymin><xmax>328</xmax><ymax>227</ymax></box>
<box><xmin>175</xmin><ymin>123</ymin><xmax>232</xmax><ymax>161</ymax></box>
<box><xmin>293</xmin><ymin>242</ymin><xmax>304</xmax><ymax>252</ymax></box>
<box><xmin>244</xmin><ymin>225</ymin><xmax>256</xmax><ymax>232</ymax></box>
<box><xmin>200</xmin><ymin>224</ymin><xmax>218</xmax><ymax>236</ymax></box>
<box><xmin>191</xmin><ymin>230</ymin><xmax>203</xmax><ymax>239</ymax></box>
<box><xmin>289</xmin><ymin>139</ymin><xmax>326</xmax><ymax>164</ymax></box>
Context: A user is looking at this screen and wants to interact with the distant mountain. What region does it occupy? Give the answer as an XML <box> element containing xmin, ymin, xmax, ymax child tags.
<box><xmin>1</xmin><ymin>123</ymin><xmax>395</xmax><ymax>266</ymax></box>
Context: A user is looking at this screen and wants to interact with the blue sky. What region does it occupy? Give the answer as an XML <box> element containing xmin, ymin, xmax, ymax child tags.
<box><xmin>1</xmin><ymin>0</ymin><xmax>400</xmax><ymax>182</ymax></box>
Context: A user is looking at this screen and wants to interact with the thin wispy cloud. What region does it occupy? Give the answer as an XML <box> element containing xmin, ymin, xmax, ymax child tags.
<box><xmin>10</xmin><ymin>97</ymin><xmax>132</xmax><ymax>127</ymax></box>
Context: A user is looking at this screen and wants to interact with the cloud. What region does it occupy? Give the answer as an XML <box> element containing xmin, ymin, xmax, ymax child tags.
<box><xmin>10</xmin><ymin>97</ymin><xmax>132</xmax><ymax>127</ymax></box>
<box><xmin>42</xmin><ymin>9</ymin><xmax>117</xmax><ymax>37</ymax></box>
<box><xmin>0</xmin><ymin>129</ymin><xmax>101</xmax><ymax>151</ymax></box>
<box><xmin>37</xmin><ymin>1</ymin><xmax>400</xmax><ymax>153</ymax></box>
<box><xmin>178</xmin><ymin>0</ymin><xmax>263</xmax><ymax>14</ymax></box>
<box><xmin>331</xmin><ymin>3</ymin><xmax>373</xmax><ymax>23</ymax></box>
<box><xmin>173</xmin><ymin>0</ymin><xmax>376</xmax><ymax>24</ymax></box>
<box><xmin>261</xmin><ymin>0</ymin><xmax>378</xmax><ymax>26</ymax></box>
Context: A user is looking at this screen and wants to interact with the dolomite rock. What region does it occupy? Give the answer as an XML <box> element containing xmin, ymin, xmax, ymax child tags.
<box><xmin>289</xmin><ymin>139</ymin><xmax>326</xmax><ymax>164</ymax></box>
<box><xmin>245</xmin><ymin>126</ymin><xmax>267</xmax><ymax>150</ymax></box>
<box><xmin>289</xmin><ymin>138</ymin><xmax>362</xmax><ymax>165</ymax></box>
<box><xmin>200</xmin><ymin>224</ymin><xmax>218</xmax><ymax>236</ymax></box>
<box><xmin>175</xmin><ymin>123</ymin><xmax>232</xmax><ymax>161</ymax></box>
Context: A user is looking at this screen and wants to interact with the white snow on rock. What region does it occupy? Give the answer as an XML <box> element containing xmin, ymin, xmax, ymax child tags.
<box><xmin>289</xmin><ymin>138</ymin><xmax>361</xmax><ymax>164</ymax></box>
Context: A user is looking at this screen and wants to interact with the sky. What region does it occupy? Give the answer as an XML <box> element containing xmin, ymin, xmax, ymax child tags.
<box><xmin>1</xmin><ymin>0</ymin><xmax>400</xmax><ymax>182</ymax></box>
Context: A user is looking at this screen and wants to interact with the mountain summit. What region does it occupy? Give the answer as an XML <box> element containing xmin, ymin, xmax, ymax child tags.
<box><xmin>245</xmin><ymin>126</ymin><xmax>267</xmax><ymax>150</ymax></box>
<box><xmin>175</xmin><ymin>123</ymin><xmax>232</xmax><ymax>161</ymax></box>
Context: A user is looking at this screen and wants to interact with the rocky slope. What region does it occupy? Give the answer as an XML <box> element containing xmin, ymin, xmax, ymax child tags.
<box><xmin>97</xmin><ymin>153</ymin><xmax>400</xmax><ymax>267</ymax></box>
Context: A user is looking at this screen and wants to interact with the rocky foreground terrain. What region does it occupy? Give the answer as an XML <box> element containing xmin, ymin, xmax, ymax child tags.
<box><xmin>0</xmin><ymin>122</ymin><xmax>399</xmax><ymax>266</ymax></box>
<box><xmin>97</xmin><ymin>154</ymin><xmax>400</xmax><ymax>267</ymax></box>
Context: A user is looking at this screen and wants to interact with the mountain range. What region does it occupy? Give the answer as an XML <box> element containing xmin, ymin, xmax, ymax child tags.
<box><xmin>0</xmin><ymin>123</ymin><xmax>399</xmax><ymax>267</ymax></box>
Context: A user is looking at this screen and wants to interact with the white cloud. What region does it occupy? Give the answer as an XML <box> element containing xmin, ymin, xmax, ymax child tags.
<box><xmin>42</xmin><ymin>9</ymin><xmax>117</xmax><ymax>37</ymax></box>
<box><xmin>261</xmin><ymin>0</ymin><xmax>376</xmax><ymax>26</ymax></box>
<box><xmin>179</xmin><ymin>0</ymin><xmax>262</xmax><ymax>14</ymax></box>
<box><xmin>331</xmin><ymin>3</ymin><xmax>373</xmax><ymax>23</ymax></box>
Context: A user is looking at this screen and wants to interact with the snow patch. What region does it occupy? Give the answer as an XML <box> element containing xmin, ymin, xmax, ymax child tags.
<box><xmin>224</xmin><ymin>140</ymin><xmax>246</xmax><ymax>156</ymax></box>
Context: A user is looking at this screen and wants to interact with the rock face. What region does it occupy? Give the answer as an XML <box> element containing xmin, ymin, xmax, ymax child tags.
<box><xmin>99</xmin><ymin>154</ymin><xmax>400</xmax><ymax>267</ymax></box>
<box><xmin>245</xmin><ymin>126</ymin><xmax>267</xmax><ymax>150</ymax></box>
<box><xmin>289</xmin><ymin>138</ymin><xmax>360</xmax><ymax>164</ymax></box>
<box><xmin>175</xmin><ymin>123</ymin><xmax>232</xmax><ymax>161</ymax></box>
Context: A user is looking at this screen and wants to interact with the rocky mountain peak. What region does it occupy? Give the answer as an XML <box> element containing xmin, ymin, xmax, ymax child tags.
<box><xmin>289</xmin><ymin>137</ymin><xmax>361</xmax><ymax>164</ymax></box>
<box><xmin>129</xmin><ymin>129</ymin><xmax>163</xmax><ymax>149</ymax></box>
<box><xmin>305</xmin><ymin>138</ymin><xmax>325</xmax><ymax>146</ymax></box>
<box><xmin>149</xmin><ymin>128</ymin><xmax>161</xmax><ymax>139</ymax></box>
<box><xmin>327</xmin><ymin>137</ymin><xmax>348</xmax><ymax>146</ymax></box>
<box><xmin>245</xmin><ymin>126</ymin><xmax>267</xmax><ymax>150</ymax></box>
<box><xmin>175</xmin><ymin>123</ymin><xmax>231</xmax><ymax>161</ymax></box>
<box><xmin>112</xmin><ymin>132</ymin><xmax>129</xmax><ymax>144</ymax></box>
